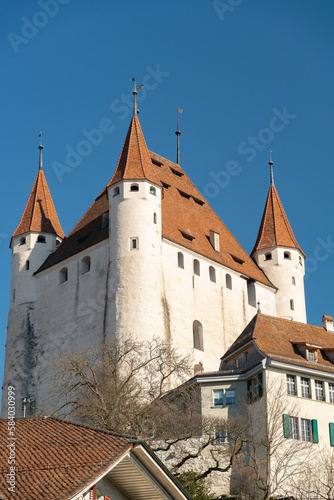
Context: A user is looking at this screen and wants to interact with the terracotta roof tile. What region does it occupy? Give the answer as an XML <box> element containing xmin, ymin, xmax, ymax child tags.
<box><xmin>12</xmin><ymin>169</ymin><xmax>65</xmax><ymax>242</ymax></box>
<box><xmin>222</xmin><ymin>314</ymin><xmax>334</xmax><ymax>374</ymax></box>
<box><xmin>0</xmin><ymin>417</ymin><xmax>132</xmax><ymax>500</ymax></box>
<box><xmin>251</xmin><ymin>185</ymin><xmax>305</xmax><ymax>258</ymax></box>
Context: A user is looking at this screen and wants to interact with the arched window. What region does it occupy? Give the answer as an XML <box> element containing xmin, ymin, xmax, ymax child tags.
<box><xmin>19</xmin><ymin>237</ymin><xmax>26</xmax><ymax>245</ymax></box>
<box><xmin>37</xmin><ymin>235</ymin><xmax>46</xmax><ymax>243</ymax></box>
<box><xmin>226</xmin><ymin>274</ymin><xmax>232</xmax><ymax>290</ymax></box>
<box><xmin>290</xmin><ymin>299</ymin><xmax>294</xmax><ymax>311</ymax></box>
<box><xmin>292</xmin><ymin>276</ymin><xmax>296</xmax><ymax>285</ymax></box>
<box><xmin>81</xmin><ymin>256</ymin><xmax>91</xmax><ymax>274</ymax></box>
<box><xmin>209</xmin><ymin>266</ymin><xmax>216</xmax><ymax>283</ymax></box>
<box><xmin>150</xmin><ymin>186</ymin><xmax>156</xmax><ymax>195</ymax></box>
<box><xmin>177</xmin><ymin>252</ymin><xmax>184</xmax><ymax>269</ymax></box>
<box><xmin>153</xmin><ymin>213</ymin><xmax>157</xmax><ymax>224</ymax></box>
<box><xmin>25</xmin><ymin>260</ymin><xmax>30</xmax><ymax>271</ymax></box>
<box><xmin>130</xmin><ymin>184</ymin><xmax>139</xmax><ymax>191</ymax></box>
<box><xmin>193</xmin><ymin>320</ymin><xmax>204</xmax><ymax>351</ymax></box>
<box><xmin>193</xmin><ymin>259</ymin><xmax>200</xmax><ymax>276</ymax></box>
<box><xmin>265</xmin><ymin>252</ymin><xmax>272</xmax><ymax>261</ymax></box>
<box><xmin>59</xmin><ymin>267</ymin><xmax>68</xmax><ymax>284</ymax></box>
<box><xmin>284</xmin><ymin>251</ymin><xmax>291</xmax><ymax>259</ymax></box>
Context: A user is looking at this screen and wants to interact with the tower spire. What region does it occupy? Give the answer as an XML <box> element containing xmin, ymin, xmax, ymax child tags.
<box><xmin>175</xmin><ymin>107</ymin><xmax>183</xmax><ymax>166</ymax></box>
<box><xmin>131</xmin><ymin>78</ymin><xmax>144</xmax><ymax>117</ymax></box>
<box><xmin>269</xmin><ymin>149</ymin><xmax>274</xmax><ymax>186</ymax></box>
<box><xmin>39</xmin><ymin>132</ymin><xmax>43</xmax><ymax>170</ymax></box>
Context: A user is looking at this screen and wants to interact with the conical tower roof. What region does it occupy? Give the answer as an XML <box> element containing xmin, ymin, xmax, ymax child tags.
<box><xmin>251</xmin><ymin>183</ymin><xmax>305</xmax><ymax>258</ymax></box>
<box><xmin>12</xmin><ymin>165</ymin><xmax>65</xmax><ymax>242</ymax></box>
<box><xmin>107</xmin><ymin>116</ymin><xmax>161</xmax><ymax>187</ymax></box>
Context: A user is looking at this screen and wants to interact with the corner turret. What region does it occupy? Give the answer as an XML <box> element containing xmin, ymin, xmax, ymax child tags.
<box><xmin>251</xmin><ymin>156</ymin><xmax>307</xmax><ymax>323</ymax></box>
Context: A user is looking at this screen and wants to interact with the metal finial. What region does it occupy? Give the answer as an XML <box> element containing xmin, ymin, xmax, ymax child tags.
<box><xmin>130</xmin><ymin>78</ymin><xmax>144</xmax><ymax>117</ymax></box>
<box><xmin>175</xmin><ymin>107</ymin><xmax>183</xmax><ymax>166</ymax></box>
<box><xmin>38</xmin><ymin>132</ymin><xmax>43</xmax><ymax>170</ymax></box>
<box><xmin>269</xmin><ymin>149</ymin><xmax>274</xmax><ymax>186</ymax></box>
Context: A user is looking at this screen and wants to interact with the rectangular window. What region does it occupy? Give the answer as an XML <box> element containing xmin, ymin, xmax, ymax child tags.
<box><xmin>215</xmin><ymin>429</ymin><xmax>230</xmax><ymax>444</ymax></box>
<box><xmin>301</xmin><ymin>418</ymin><xmax>312</xmax><ymax>442</ymax></box>
<box><xmin>225</xmin><ymin>389</ymin><xmax>236</xmax><ymax>406</ymax></box>
<box><xmin>329</xmin><ymin>383</ymin><xmax>334</xmax><ymax>404</ymax></box>
<box><xmin>301</xmin><ymin>377</ymin><xmax>311</xmax><ymax>398</ymax></box>
<box><xmin>213</xmin><ymin>390</ymin><xmax>224</xmax><ymax>407</ymax></box>
<box><xmin>315</xmin><ymin>381</ymin><xmax>325</xmax><ymax>401</ymax></box>
<box><xmin>290</xmin><ymin>416</ymin><xmax>299</xmax><ymax>440</ymax></box>
<box><xmin>286</xmin><ymin>375</ymin><xmax>297</xmax><ymax>396</ymax></box>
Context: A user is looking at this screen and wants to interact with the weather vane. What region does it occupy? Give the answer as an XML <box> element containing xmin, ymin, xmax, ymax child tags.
<box><xmin>130</xmin><ymin>77</ymin><xmax>144</xmax><ymax>117</ymax></box>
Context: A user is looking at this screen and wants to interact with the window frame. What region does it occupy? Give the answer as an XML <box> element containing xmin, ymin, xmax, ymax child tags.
<box><xmin>286</xmin><ymin>374</ymin><xmax>297</xmax><ymax>396</ymax></box>
<box><xmin>301</xmin><ymin>377</ymin><xmax>311</xmax><ymax>399</ymax></box>
<box><xmin>329</xmin><ymin>383</ymin><xmax>334</xmax><ymax>404</ymax></box>
<box><xmin>315</xmin><ymin>380</ymin><xmax>325</xmax><ymax>401</ymax></box>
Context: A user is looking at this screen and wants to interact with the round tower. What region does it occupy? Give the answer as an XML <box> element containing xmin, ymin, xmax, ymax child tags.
<box><xmin>107</xmin><ymin>116</ymin><xmax>166</xmax><ymax>343</ymax></box>
<box><xmin>251</xmin><ymin>156</ymin><xmax>307</xmax><ymax>323</ymax></box>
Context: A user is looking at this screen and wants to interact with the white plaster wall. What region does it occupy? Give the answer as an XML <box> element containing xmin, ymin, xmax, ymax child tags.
<box><xmin>254</xmin><ymin>247</ymin><xmax>306</xmax><ymax>323</ymax></box>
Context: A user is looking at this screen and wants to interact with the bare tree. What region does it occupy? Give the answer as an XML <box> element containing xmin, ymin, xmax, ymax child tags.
<box><xmin>290</xmin><ymin>448</ymin><xmax>334</xmax><ymax>500</ymax></box>
<box><xmin>234</xmin><ymin>376</ymin><xmax>314</xmax><ymax>500</ymax></box>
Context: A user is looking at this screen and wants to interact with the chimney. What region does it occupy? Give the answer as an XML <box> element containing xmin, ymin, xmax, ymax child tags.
<box><xmin>322</xmin><ymin>315</ymin><xmax>334</xmax><ymax>332</ymax></box>
<box><xmin>210</xmin><ymin>230</ymin><xmax>220</xmax><ymax>253</ymax></box>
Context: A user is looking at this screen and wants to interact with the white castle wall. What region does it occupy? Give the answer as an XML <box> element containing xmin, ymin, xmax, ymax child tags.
<box><xmin>254</xmin><ymin>246</ymin><xmax>306</xmax><ymax>323</ymax></box>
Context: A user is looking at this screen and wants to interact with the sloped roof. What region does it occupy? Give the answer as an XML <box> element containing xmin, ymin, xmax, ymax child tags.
<box><xmin>0</xmin><ymin>417</ymin><xmax>131</xmax><ymax>500</ymax></box>
<box><xmin>222</xmin><ymin>314</ymin><xmax>334</xmax><ymax>374</ymax></box>
<box><xmin>12</xmin><ymin>168</ymin><xmax>65</xmax><ymax>242</ymax></box>
<box><xmin>251</xmin><ymin>184</ymin><xmax>305</xmax><ymax>258</ymax></box>
<box><xmin>36</xmin><ymin>118</ymin><xmax>273</xmax><ymax>287</ymax></box>
<box><xmin>107</xmin><ymin>115</ymin><xmax>161</xmax><ymax>187</ymax></box>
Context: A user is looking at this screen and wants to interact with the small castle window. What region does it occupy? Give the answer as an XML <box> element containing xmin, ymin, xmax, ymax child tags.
<box><xmin>101</xmin><ymin>211</ymin><xmax>109</xmax><ymax>231</ymax></box>
<box><xmin>150</xmin><ymin>186</ymin><xmax>156</xmax><ymax>196</ymax></box>
<box><xmin>226</xmin><ymin>274</ymin><xmax>232</xmax><ymax>290</ymax></box>
<box><xmin>284</xmin><ymin>251</ymin><xmax>291</xmax><ymax>259</ymax></box>
<box><xmin>290</xmin><ymin>299</ymin><xmax>294</xmax><ymax>311</ymax></box>
<box><xmin>113</xmin><ymin>186</ymin><xmax>120</xmax><ymax>196</ymax></box>
<box><xmin>265</xmin><ymin>252</ymin><xmax>272</xmax><ymax>261</ymax></box>
<box><xmin>292</xmin><ymin>276</ymin><xmax>296</xmax><ymax>285</ymax></box>
<box><xmin>81</xmin><ymin>256</ymin><xmax>91</xmax><ymax>275</ymax></box>
<box><xmin>12</xmin><ymin>289</ymin><xmax>15</xmax><ymax>302</ymax></box>
<box><xmin>37</xmin><ymin>235</ymin><xmax>46</xmax><ymax>244</ymax></box>
<box><xmin>153</xmin><ymin>213</ymin><xmax>157</xmax><ymax>224</ymax></box>
<box><xmin>25</xmin><ymin>260</ymin><xmax>30</xmax><ymax>271</ymax></box>
<box><xmin>193</xmin><ymin>259</ymin><xmax>200</xmax><ymax>276</ymax></box>
<box><xmin>234</xmin><ymin>358</ymin><xmax>239</xmax><ymax>369</ymax></box>
<box><xmin>209</xmin><ymin>266</ymin><xmax>216</xmax><ymax>283</ymax></box>
<box><xmin>245</xmin><ymin>351</ymin><xmax>249</xmax><ymax>363</ymax></box>
<box><xmin>193</xmin><ymin>320</ymin><xmax>204</xmax><ymax>351</ymax></box>
<box><xmin>19</xmin><ymin>237</ymin><xmax>26</xmax><ymax>245</ymax></box>
<box><xmin>177</xmin><ymin>252</ymin><xmax>184</xmax><ymax>269</ymax></box>
<box><xmin>131</xmin><ymin>237</ymin><xmax>139</xmax><ymax>250</ymax></box>
<box><xmin>59</xmin><ymin>267</ymin><xmax>68</xmax><ymax>284</ymax></box>
<box><xmin>130</xmin><ymin>184</ymin><xmax>139</xmax><ymax>191</ymax></box>
<box><xmin>299</xmin><ymin>256</ymin><xmax>302</xmax><ymax>266</ymax></box>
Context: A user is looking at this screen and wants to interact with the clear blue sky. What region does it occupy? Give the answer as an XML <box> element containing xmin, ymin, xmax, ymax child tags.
<box><xmin>1</xmin><ymin>0</ymin><xmax>334</xmax><ymax>394</ymax></box>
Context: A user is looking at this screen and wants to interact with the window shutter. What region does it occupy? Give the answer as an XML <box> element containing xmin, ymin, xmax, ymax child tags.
<box><xmin>283</xmin><ymin>414</ymin><xmax>290</xmax><ymax>438</ymax></box>
<box><xmin>312</xmin><ymin>419</ymin><xmax>319</xmax><ymax>443</ymax></box>
<box><xmin>258</xmin><ymin>372</ymin><xmax>263</xmax><ymax>398</ymax></box>
<box><xmin>329</xmin><ymin>423</ymin><xmax>334</xmax><ymax>447</ymax></box>
<box><xmin>247</xmin><ymin>379</ymin><xmax>252</xmax><ymax>403</ymax></box>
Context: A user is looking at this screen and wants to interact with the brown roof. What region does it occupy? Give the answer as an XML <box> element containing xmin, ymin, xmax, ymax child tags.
<box><xmin>222</xmin><ymin>314</ymin><xmax>334</xmax><ymax>374</ymax></box>
<box><xmin>107</xmin><ymin>115</ymin><xmax>161</xmax><ymax>187</ymax></box>
<box><xmin>36</xmin><ymin>118</ymin><xmax>273</xmax><ymax>287</ymax></box>
<box><xmin>12</xmin><ymin>168</ymin><xmax>65</xmax><ymax>242</ymax></box>
<box><xmin>251</xmin><ymin>184</ymin><xmax>305</xmax><ymax>258</ymax></box>
<box><xmin>0</xmin><ymin>417</ymin><xmax>132</xmax><ymax>500</ymax></box>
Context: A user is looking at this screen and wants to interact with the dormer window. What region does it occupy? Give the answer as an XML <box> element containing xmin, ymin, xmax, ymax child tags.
<box><xmin>307</xmin><ymin>349</ymin><xmax>318</xmax><ymax>362</ymax></box>
<box><xmin>37</xmin><ymin>235</ymin><xmax>46</xmax><ymax>244</ymax></box>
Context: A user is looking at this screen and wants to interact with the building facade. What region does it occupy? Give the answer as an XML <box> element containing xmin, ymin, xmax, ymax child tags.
<box><xmin>1</xmin><ymin>112</ymin><xmax>307</xmax><ymax>417</ymax></box>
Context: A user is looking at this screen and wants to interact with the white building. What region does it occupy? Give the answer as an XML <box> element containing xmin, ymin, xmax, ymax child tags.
<box><xmin>1</xmin><ymin>110</ymin><xmax>307</xmax><ymax>417</ymax></box>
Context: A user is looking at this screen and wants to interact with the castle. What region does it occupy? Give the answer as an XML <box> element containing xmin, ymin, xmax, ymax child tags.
<box><xmin>1</xmin><ymin>103</ymin><xmax>307</xmax><ymax>417</ymax></box>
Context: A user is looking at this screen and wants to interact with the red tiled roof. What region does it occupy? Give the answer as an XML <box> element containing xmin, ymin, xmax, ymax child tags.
<box><xmin>222</xmin><ymin>314</ymin><xmax>334</xmax><ymax>374</ymax></box>
<box><xmin>36</xmin><ymin>118</ymin><xmax>273</xmax><ymax>287</ymax></box>
<box><xmin>0</xmin><ymin>417</ymin><xmax>132</xmax><ymax>500</ymax></box>
<box><xmin>12</xmin><ymin>169</ymin><xmax>65</xmax><ymax>241</ymax></box>
<box><xmin>107</xmin><ymin>116</ymin><xmax>161</xmax><ymax>187</ymax></box>
<box><xmin>251</xmin><ymin>185</ymin><xmax>305</xmax><ymax>258</ymax></box>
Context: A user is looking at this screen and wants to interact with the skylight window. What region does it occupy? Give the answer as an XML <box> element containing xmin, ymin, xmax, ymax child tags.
<box><xmin>170</xmin><ymin>167</ymin><xmax>183</xmax><ymax>177</ymax></box>
<box><xmin>231</xmin><ymin>255</ymin><xmax>244</xmax><ymax>265</ymax></box>
<box><xmin>161</xmin><ymin>181</ymin><xmax>170</xmax><ymax>189</ymax></box>
<box><xmin>193</xmin><ymin>197</ymin><xmax>204</xmax><ymax>206</ymax></box>
<box><xmin>152</xmin><ymin>158</ymin><xmax>162</xmax><ymax>167</ymax></box>
<box><xmin>178</xmin><ymin>190</ymin><xmax>190</xmax><ymax>199</ymax></box>
<box><xmin>180</xmin><ymin>231</ymin><xmax>194</xmax><ymax>241</ymax></box>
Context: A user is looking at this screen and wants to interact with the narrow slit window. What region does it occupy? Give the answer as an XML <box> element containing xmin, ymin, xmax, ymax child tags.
<box><xmin>177</xmin><ymin>252</ymin><xmax>184</xmax><ymax>269</ymax></box>
<box><xmin>226</xmin><ymin>274</ymin><xmax>232</xmax><ymax>290</ymax></box>
<box><xmin>209</xmin><ymin>266</ymin><xmax>216</xmax><ymax>283</ymax></box>
<box><xmin>59</xmin><ymin>267</ymin><xmax>68</xmax><ymax>284</ymax></box>
<box><xmin>193</xmin><ymin>259</ymin><xmax>200</xmax><ymax>276</ymax></box>
<box><xmin>153</xmin><ymin>213</ymin><xmax>157</xmax><ymax>224</ymax></box>
<box><xmin>25</xmin><ymin>260</ymin><xmax>30</xmax><ymax>271</ymax></box>
<box><xmin>131</xmin><ymin>237</ymin><xmax>139</xmax><ymax>250</ymax></box>
<box><xmin>193</xmin><ymin>320</ymin><xmax>204</xmax><ymax>351</ymax></box>
<box><xmin>292</xmin><ymin>276</ymin><xmax>296</xmax><ymax>285</ymax></box>
<box><xmin>290</xmin><ymin>299</ymin><xmax>294</xmax><ymax>311</ymax></box>
<box><xmin>81</xmin><ymin>256</ymin><xmax>91</xmax><ymax>274</ymax></box>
